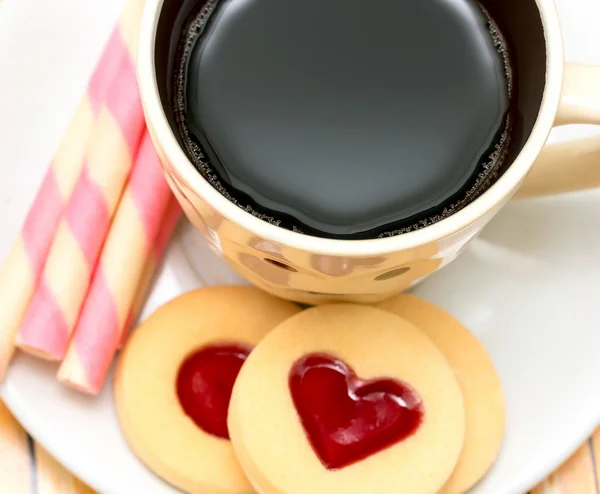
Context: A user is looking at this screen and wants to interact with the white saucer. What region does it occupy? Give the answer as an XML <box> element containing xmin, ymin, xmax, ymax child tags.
<box><xmin>1</xmin><ymin>0</ymin><xmax>600</xmax><ymax>493</ymax></box>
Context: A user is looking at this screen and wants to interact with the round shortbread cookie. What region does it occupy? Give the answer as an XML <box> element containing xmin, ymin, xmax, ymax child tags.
<box><xmin>228</xmin><ymin>304</ymin><xmax>465</xmax><ymax>494</ymax></box>
<box><xmin>377</xmin><ymin>294</ymin><xmax>505</xmax><ymax>494</ymax></box>
<box><xmin>115</xmin><ymin>286</ymin><xmax>301</xmax><ymax>494</ymax></box>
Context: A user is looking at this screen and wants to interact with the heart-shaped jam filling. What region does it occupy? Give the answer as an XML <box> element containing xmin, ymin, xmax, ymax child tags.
<box><xmin>289</xmin><ymin>353</ymin><xmax>423</xmax><ymax>469</ymax></box>
<box><xmin>176</xmin><ymin>343</ymin><xmax>251</xmax><ymax>439</ymax></box>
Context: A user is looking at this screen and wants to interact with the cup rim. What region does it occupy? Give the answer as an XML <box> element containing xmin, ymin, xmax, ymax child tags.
<box><xmin>138</xmin><ymin>0</ymin><xmax>564</xmax><ymax>257</ymax></box>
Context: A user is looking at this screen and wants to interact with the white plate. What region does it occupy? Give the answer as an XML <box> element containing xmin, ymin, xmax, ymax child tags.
<box><xmin>1</xmin><ymin>0</ymin><xmax>600</xmax><ymax>493</ymax></box>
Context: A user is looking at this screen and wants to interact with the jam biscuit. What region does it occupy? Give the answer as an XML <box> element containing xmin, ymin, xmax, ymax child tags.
<box><xmin>228</xmin><ymin>304</ymin><xmax>465</xmax><ymax>494</ymax></box>
<box><xmin>115</xmin><ymin>286</ymin><xmax>300</xmax><ymax>494</ymax></box>
<box><xmin>378</xmin><ymin>294</ymin><xmax>505</xmax><ymax>494</ymax></box>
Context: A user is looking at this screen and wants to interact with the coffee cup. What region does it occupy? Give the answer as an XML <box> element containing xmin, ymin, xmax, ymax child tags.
<box><xmin>138</xmin><ymin>0</ymin><xmax>600</xmax><ymax>304</ymax></box>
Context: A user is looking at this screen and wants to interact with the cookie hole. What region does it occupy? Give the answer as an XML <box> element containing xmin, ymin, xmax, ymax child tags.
<box><xmin>374</xmin><ymin>267</ymin><xmax>411</xmax><ymax>281</ymax></box>
<box><xmin>264</xmin><ymin>258</ymin><xmax>297</xmax><ymax>272</ymax></box>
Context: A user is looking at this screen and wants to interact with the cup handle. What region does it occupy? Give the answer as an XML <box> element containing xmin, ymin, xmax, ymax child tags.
<box><xmin>515</xmin><ymin>62</ymin><xmax>600</xmax><ymax>198</ymax></box>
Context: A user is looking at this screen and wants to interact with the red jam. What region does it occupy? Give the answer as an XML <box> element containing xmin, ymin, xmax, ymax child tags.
<box><xmin>176</xmin><ymin>343</ymin><xmax>251</xmax><ymax>439</ymax></box>
<box><xmin>289</xmin><ymin>353</ymin><xmax>423</xmax><ymax>469</ymax></box>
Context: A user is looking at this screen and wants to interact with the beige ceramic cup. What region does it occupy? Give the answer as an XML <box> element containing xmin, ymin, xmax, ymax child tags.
<box><xmin>139</xmin><ymin>0</ymin><xmax>600</xmax><ymax>305</ymax></box>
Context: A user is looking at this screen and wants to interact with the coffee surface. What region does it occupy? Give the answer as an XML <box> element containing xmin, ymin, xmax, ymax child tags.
<box><xmin>176</xmin><ymin>0</ymin><xmax>512</xmax><ymax>238</ymax></box>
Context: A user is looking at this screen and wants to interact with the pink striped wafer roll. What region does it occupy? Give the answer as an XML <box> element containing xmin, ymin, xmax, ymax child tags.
<box><xmin>57</xmin><ymin>133</ymin><xmax>173</xmax><ymax>392</ymax></box>
<box><xmin>17</xmin><ymin>38</ymin><xmax>146</xmax><ymax>361</ymax></box>
<box><xmin>113</xmin><ymin>195</ymin><xmax>182</xmax><ymax>352</ymax></box>
<box><xmin>58</xmin><ymin>190</ymin><xmax>181</xmax><ymax>395</ymax></box>
<box><xmin>119</xmin><ymin>196</ymin><xmax>182</xmax><ymax>348</ymax></box>
<box><xmin>0</xmin><ymin>0</ymin><xmax>144</xmax><ymax>380</ymax></box>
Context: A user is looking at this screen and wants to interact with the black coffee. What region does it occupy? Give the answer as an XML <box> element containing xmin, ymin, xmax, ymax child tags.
<box><xmin>170</xmin><ymin>0</ymin><xmax>516</xmax><ymax>239</ymax></box>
